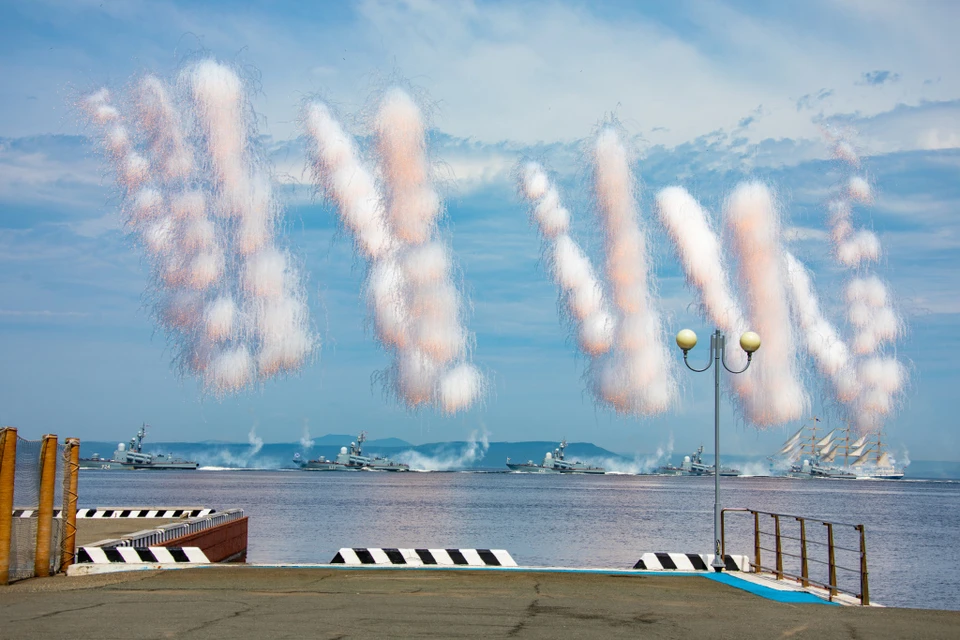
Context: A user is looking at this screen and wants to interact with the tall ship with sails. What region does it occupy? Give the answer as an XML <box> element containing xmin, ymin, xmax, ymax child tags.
<box><xmin>773</xmin><ymin>418</ymin><xmax>905</xmax><ymax>480</ymax></box>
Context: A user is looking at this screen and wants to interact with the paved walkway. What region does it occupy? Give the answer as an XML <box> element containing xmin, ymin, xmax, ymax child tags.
<box><xmin>2</xmin><ymin>567</ymin><xmax>957</xmax><ymax>639</ymax></box>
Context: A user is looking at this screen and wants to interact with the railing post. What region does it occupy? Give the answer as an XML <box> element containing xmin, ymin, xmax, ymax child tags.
<box><xmin>720</xmin><ymin>509</ymin><xmax>726</xmax><ymax>557</ymax></box>
<box><xmin>34</xmin><ymin>434</ymin><xmax>59</xmax><ymax>577</ymax></box>
<box><xmin>772</xmin><ymin>514</ymin><xmax>783</xmax><ymax>579</ymax></box>
<box><xmin>797</xmin><ymin>517</ymin><xmax>809</xmax><ymax>588</ymax></box>
<box><xmin>0</xmin><ymin>427</ymin><xmax>18</xmax><ymax>585</ymax></box>
<box><xmin>60</xmin><ymin>438</ymin><xmax>80</xmax><ymax>572</ymax></box>
<box><xmin>857</xmin><ymin>524</ymin><xmax>870</xmax><ymax>606</ymax></box>
<box><xmin>753</xmin><ymin>510</ymin><xmax>761</xmax><ymax>573</ymax></box>
<box><xmin>824</xmin><ymin>522</ymin><xmax>837</xmax><ymax>598</ymax></box>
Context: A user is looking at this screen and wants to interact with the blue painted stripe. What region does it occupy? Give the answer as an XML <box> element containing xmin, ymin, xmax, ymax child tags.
<box><xmin>704</xmin><ymin>573</ymin><xmax>838</xmax><ymax>605</ymax></box>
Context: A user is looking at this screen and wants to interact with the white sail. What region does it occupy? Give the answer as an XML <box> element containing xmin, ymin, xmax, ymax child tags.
<box><xmin>877</xmin><ymin>452</ymin><xmax>893</xmax><ymax>468</ymax></box>
<box><xmin>821</xmin><ymin>448</ymin><xmax>839</xmax><ymax>463</ymax></box>
<box><xmin>778</xmin><ymin>426</ymin><xmax>805</xmax><ymax>451</ymax></box>
<box><xmin>817</xmin><ymin>429</ymin><xmax>837</xmax><ymax>448</ymax></box>
<box><xmin>848</xmin><ymin>445</ymin><xmax>867</xmax><ymax>458</ymax></box>
<box><xmin>852</xmin><ymin>452</ymin><xmax>872</xmax><ymax>467</ymax></box>
<box><xmin>850</xmin><ymin>435</ymin><xmax>867</xmax><ymax>449</ymax></box>
<box><xmin>778</xmin><ymin>441</ymin><xmax>801</xmax><ymax>456</ymax></box>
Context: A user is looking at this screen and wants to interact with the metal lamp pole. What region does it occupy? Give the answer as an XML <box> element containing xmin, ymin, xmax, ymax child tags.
<box><xmin>676</xmin><ymin>328</ymin><xmax>760</xmax><ymax>572</ymax></box>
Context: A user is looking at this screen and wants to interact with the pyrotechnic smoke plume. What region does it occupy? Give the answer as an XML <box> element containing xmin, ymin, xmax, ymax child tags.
<box><xmin>302</xmin><ymin>88</ymin><xmax>483</xmax><ymax>414</ymax></box>
<box><xmin>723</xmin><ymin>182</ymin><xmax>808</xmax><ymax>425</ymax></box>
<box><xmin>519</xmin><ymin>162</ymin><xmax>614</xmax><ymax>357</ymax></box>
<box><xmin>590</xmin><ymin>128</ymin><xmax>676</xmax><ymax>415</ymax></box>
<box><xmin>656</xmin><ymin>184</ymin><xmax>807</xmax><ymax>426</ymax></box>
<box><xmin>82</xmin><ymin>60</ymin><xmax>315</xmax><ymax>395</ymax></box>
<box><xmin>825</xmin><ymin>132</ymin><xmax>907</xmax><ymax>432</ymax></box>
<box><xmin>516</xmin><ymin>127</ymin><xmax>676</xmax><ymax>417</ymax></box>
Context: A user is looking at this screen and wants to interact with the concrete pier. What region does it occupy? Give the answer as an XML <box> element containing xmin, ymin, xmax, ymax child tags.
<box><xmin>1</xmin><ymin>567</ymin><xmax>957</xmax><ymax>639</ymax></box>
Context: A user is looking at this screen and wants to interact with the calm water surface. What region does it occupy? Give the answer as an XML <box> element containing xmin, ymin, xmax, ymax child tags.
<box><xmin>79</xmin><ymin>471</ymin><xmax>960</xmax><ymax>611</ymax></box>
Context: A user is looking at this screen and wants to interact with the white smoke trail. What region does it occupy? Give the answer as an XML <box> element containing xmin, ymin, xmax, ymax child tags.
<box><xmin>302</xmin><ymin>89</ymin><xmax>483</xmax><ymax>414</ymax></box>
<box><xmin>519</xmin><ymin>162</ymin><xmax>614</xmax><ymax>357</ymax></box>
<box><xmin>826</xmin><ymin>133</ymin><xmax>907</xmax><ymax>433</ymax></box>
<box><xmin>724</xmin><ymin>182</ymin><xmax>808</xmax><ymax>425</ymax></box>
<box><xmin>590</xmin><ymin>128</ymin><xmax>676</xmax><ymax>415</ymax></box>
<box><xmin>655</xmin><ymin>187</ymin><xmax>746</xmax><ymax>335</ymax></box>
<box><xmin>82</xmin><ymin>60</ymin><xmax>315</xmax><ymax>396</ymax></box>
<box><xmin>395</xmin><ymin>429</ymin><xmax>490</xmax><ymax>471</ymax></box>
<box><xmin>580</xmin><ymin>433</ymin><xmax>674</xmax><ymax>474</ymax></box>
<box><xmin>783</xmin><ymin>252</ymin><xmax>859</xmax><ymax>403</ymax></box>
<box><xmin>299</xmin><ymin>422</ymin><xmax>314</xmax><ymax>452</ymax></box>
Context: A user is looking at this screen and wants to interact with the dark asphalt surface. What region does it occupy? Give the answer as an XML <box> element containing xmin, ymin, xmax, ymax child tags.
<box><xmin>2</xmin><ymin>567</ymin><xmax>957</xmax><ymax>639</ymax></box>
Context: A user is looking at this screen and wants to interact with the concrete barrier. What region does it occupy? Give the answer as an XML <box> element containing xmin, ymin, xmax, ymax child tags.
<box><xmin>331</xmin><ymin>548</ymin><xmax>517</xmax><ymax>567</ymax></box>
<box><xmin>633</xmin><ymin>553</ymin><xmax>750</xmax><ymax>571</ymax></box>
<box><xmin>77</xmin><ymin>546</ymin><xmax>209</xmax><ymax>564</ymax></box>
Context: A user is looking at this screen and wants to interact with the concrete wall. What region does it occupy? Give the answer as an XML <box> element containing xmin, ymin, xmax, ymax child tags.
<box><xmin>158</xmin><ymin>517</ymin><xmax>248</xmax><ymax>563</ymax></box>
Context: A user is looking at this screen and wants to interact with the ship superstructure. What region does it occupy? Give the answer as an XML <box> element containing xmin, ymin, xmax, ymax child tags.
<box><xmin>79</xmin><ymin>424</ymin><xmax>198</xmax><ymax>470</ymax></box>
<box><xmin>506</xmin><ymin>439</ymin><xmax>605</xmax><ymax>474</ymax></box>
<box><xmin>656</xmin><ymin>445</ymin><xmax>740</xmax><ymax>476</ymax></box>
<box><xmin>295</xmin><ymin>432</ymin><xmax>409</xmax><ymax>471</ymax></box>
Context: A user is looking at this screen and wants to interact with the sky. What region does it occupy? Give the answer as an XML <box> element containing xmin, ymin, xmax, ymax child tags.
<box><xmin>1</xmin><ymin>0</ymin><xmax>958</xmax><ymax>461</ymax></box>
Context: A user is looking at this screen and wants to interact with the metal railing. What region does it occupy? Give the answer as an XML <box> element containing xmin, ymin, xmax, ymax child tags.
<box><xmin>90</xmin><ymin>509</ymin><xmax>245</xmax><ymax>549</ymax></box>
<box><xmin>721</xmin><ymin>508</ymin><xmax>869</xmax><ymax>605</ymax></box>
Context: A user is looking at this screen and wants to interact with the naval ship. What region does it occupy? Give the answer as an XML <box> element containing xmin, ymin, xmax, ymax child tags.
<box><xmin>79</xmin><ymin>424</ymin><xmax>198</xmax><ymax>470</ymax></box>
<box><xmin>773</xmin><ymin>418</ymin><xmax>904</xmax><ymax>480</ymax></box>
<box><xmin>506</xmin><ymin>440</ymin><xmax>605</xmax><ymax>474</ymax></box>
<box><xmin>294</xmin><ymin>432</ymin><xmax>409</xmax><ymax>471</ymax></box>
<box><xmin>656</xmin><ymin>445</ymin><xmax>741</xmax><ymax>476</ymax></box>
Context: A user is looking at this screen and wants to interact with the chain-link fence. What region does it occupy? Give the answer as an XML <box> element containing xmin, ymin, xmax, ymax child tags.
<box><xmin>8</xmin><ymin>436</ymin><xmax>42</xmax><ymax>582</ymax></box>
<box><xmin>3</xmin><ymin>433</ymin><xmax>73</xmax><ymax>583</ymax></box>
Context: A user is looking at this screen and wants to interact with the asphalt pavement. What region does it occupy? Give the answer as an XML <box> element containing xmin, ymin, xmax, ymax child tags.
<box><xmin>1</xmin><ymin>567</ymin><xmax>957</xmax><ymax>639</ymax></box>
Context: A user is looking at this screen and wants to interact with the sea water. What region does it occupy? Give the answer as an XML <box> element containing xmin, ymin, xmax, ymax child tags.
<box><xmin>79</xmin><ymin>471</ymin><xmax>960</xmax><ymax>611</ymax></box>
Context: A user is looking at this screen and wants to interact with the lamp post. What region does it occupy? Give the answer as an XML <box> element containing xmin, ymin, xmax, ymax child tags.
<box><xmin>676</xmin><ymin>328</ymin><xmax>761</xmax><ymax>572</ymax></box>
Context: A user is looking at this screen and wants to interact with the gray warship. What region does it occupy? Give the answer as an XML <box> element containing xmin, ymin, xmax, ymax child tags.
<box><xmin>506</xmin><ymin>439</ymin><xmax>605</xmax><ymax>474</ymax></box>
<box><xmin>294</xmin><ymin>432</ymin><xmax>409</xmax><ymax>471</ymax></box>
<box><xmin>656</xmin><ymin>445</ymin><xmax>740</xmax><ymax>477</ymax></box>
<box><xmin>79</xmin><ymin>424</ymin><xmax>198</xmax><ymax>470</ymax></box>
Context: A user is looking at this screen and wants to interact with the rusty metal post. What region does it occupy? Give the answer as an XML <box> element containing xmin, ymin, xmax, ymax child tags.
<box><xmin>824</xmin><ymin>522</ymin><xmax>837</xmax><ymax>597</ymax></box>
<box><xmin>720</xmin><ymin>509</ymin><xmax>726</xmax><ymax>557</ymax></box>
<box><xmin>60</xmin><ymin>438</ymin><xmax>80</xmax><ymax>571</ymax></box>
<box><xmin>797</xmin><ymin>517</ymin><xmax>809</xmax><ymax>588</ymax></box>
<box><xmin>857</xmin><ymin>524</ymin><xmax>870</xmax><ymax>606</ymax></box>
<box><xmin>772</xmin><ymin>514</ymin><xmax>783</xmax><ymax>579</ymax></box>
<box><xmin>0</xmin><ymin>427</ymin><xmax>18</xmax><ymax>585</ymax></box>
<box><xmin>33</xmin><ymin>434</ymin><xmax>58</xmax><ymax>578</ymax></box>
<box><xmin>753</xmin><ymin>510</ymin><xmax>761</xmax><ymax>573</ymax></box>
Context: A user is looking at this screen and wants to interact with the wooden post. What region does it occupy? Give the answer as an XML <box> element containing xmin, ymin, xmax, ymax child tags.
<box><xmin>773</xmin><ymin>514</ymin><xmax>783</xmax><ymax>579</ymax></box>
<box><xmin>797</xmin><ymin>517</ymin><xmax>809</xmax><ymax>587</ymax></box>
<box><xmin>0</xmin><ymin>427</ymin><xmax>18</xmax><ymax>585</ymax></box>
<box><xmin>33</xmin><ymin>434</ymin><xmax>58</xmax><ymax>578</ymax></box>
<box><xmin>60</xmin><ymin>438</ymin><xmax>80</xmax><ymax>571</ymax></box>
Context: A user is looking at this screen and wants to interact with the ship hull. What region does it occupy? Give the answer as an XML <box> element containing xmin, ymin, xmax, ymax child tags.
<box><xmin>506</xmin><ymin>463</ymin><xmax>560</xmax><ymax>474</ymax></box>
<box><xmin>79</xmin><ymin>459</ymin><xmax>198</xmax><ymax>470</ymax></box>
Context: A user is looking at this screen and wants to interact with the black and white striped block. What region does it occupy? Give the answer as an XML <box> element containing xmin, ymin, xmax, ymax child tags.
<box><xmin>632</xmin><ymin>553</ymin><xmax>749</xmax><ymax>572</ymax></box>
<box><xmin>13</xmin><ymin>508</ymin><xmax>216</xmax><ymax>518</ymax></box>
<box><xmin>76</xmin><ymin>546</ymin><xmax>210</xmax><ymax>564</ymax></box>
<box><xmin>331</xmin><ymin>548</ymin><xmax>517</xmax><ymax>567</ymax></box>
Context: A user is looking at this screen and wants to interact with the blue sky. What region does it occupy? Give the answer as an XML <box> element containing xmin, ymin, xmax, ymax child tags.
<box><xmin>1</xmin><ymin>0</ymin><xmax>958</xmax><ymax>461</ymax></box>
